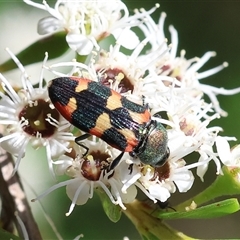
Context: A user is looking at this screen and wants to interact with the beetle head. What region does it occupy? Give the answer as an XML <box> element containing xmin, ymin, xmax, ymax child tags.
<box><xmin>137</xmin><ymin>119</ymin><xmax>169</xmax><ymax>167</ymax></box>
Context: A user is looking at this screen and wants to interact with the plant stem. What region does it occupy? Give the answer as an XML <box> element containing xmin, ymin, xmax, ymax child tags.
<box><xmin>0</xmin><ymin>133</ymin><xmax>42</xmax><ymax>240</ymax></box>
<box><xmin>124</xmin><ymin>200</ymin><xmax>196</xmax><ymax>240</ymax></box>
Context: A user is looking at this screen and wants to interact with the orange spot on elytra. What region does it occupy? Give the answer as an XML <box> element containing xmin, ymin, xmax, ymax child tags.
<box><xmin>54</xmin><ymin>97</ymin><xmax>77</xmax><ymax>122</ymax></box>
<box><xmin>69</xmin><ymin>77</ymin><xmax>91</xmax><ymax>93</ymax></box>
<box><xmin>118</xmin><ymin>128</ymin><xmax>138</xmax><ymax>152</ymax></box>
<box><xmin>89</xmin><ymin>113</ymin><xmax>112</xmax><ymax>137</ymax></box>
<box><xmin>106</xmin><ymin>91</ymin><xmax>122</xmax><ymax>110</ymax></box>
<box><xmin>129</xmin><ymin>109</ymin><xmax>151</xmax><ymax>124</ymax></box>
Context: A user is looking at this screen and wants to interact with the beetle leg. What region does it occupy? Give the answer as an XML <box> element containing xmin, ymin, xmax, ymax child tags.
<box><xmin>75</xmin><ymin>134</ymin><xmax>91</xmax><ymax>156</ymax></box>
<box><xmin>108</xmin><ymin>151</ymin><xmax>124</xmax><ymax>171</ymax></box>
<box><xmin>75</xmin><ymin>133</ymin><xmax>91</xmax><ymax>143</ymax></box>
<box><xmin>141</xmin><ymin>95</ymin><xmax>146</xmax><ymax>105</ymax></box>
<box><xmin>141</xmin><ymin>95</ymin><xmax>149</xmax><ymax>109</ymax></box>
<box><xmin>128</xmin><ymin>163</ymin><xmax>133</xmax><ymax>174</ymax></box>
<box><xmin>77</xmin><ymin>143</ymin><xmax>89</xmax><ymax>157</ymax></box>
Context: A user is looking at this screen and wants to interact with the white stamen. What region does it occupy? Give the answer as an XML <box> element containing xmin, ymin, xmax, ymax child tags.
<box><xmin>198</xmin><ymin>62</ymin><xmax>228</xmax><ymax>79</ymax></box>
<box><xmin>0</xmin><ymin>73</ymin><xmax>21</xmax><ymax>104</ymax></box>
<box><xmin>15</xmin><ymin>212</ymin><xmax>29</xmax><ymax>240</ymax></box>
<box><xmin>122</xmin><ymin>172</ymin><xmax>141</xmax><ymax>193</ymax></box>
<box><xmin>45</xmin><ymin>114</ymin><xmax>59</xmax><ymax>128</ymax></box>
<box><xmin>66</xmin><ymin>180</ymin><xmax>88</xmax><ymax>216</ymax></box>
<box><xmin>97</xmin><ymin>180</ymin><xmax>118</xmax><ymax>205</ymax></box>
<box><xmin>134</xmin><ymin>182</ymin><xmax>157</xmax><ymax>203</ymax></box>
<box><xmin>169</xmin><ymin>25</ymin><xmax>178</xmax><ymax>60</ymax></box>
<box><xmin>188</xmin><ymin>51</ymin><xmax>216</xmax><ymax>74</ymax></box>
<box><xmin>39</xmin><ymin>52</ymin><xmax>49</xmax><ymax>89</ymax></box>
<box><xmin>12</xmin><ymin>138</ymin><xmax>29</xmax><ymax>176</ymax></box>
<box><xmin>108</xmin><ymin>178</ymin><xmax>126</xmax><ymax>210</ymax></box>
<box><xmin>32</xmin><ymin>179</ymin><xmax>77</xmax><ymax>202</ymax></box>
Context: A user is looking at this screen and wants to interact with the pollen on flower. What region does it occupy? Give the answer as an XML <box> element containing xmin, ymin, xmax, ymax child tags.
<box><xmin>179</xmin><ymin>118</ymin><xmax>195</xmax><ymax>136</ymax></box>
<box><xmin>98</xmin><ymin>68</ymin><xmax>134</xmax><ymax>93</ymax></box>
<box><xmin>24</xmin><ymin>0</ymin><xmax>143</xmax><ymax>55</ymax></box>
<box><xmin>79</xmin><ymin>151</ymin><xmax>111</xmax><ymax>181</ymax></box>
<box><xmin>0</xmin><ymin>49</ymin><xmax>74</xmax><ymax>175</ymax></box>
<box><xmin>154</xmin><ymin>162</ymin><xmax>171</xmax><ymax>181</ymax></box>
<box><xmin>140</xmin><ymin>162</ymin><xmax>171</xmax><ymax>183</ymax></box>
<box><xmin>32</xmin><ymin>137</ymin><xmax>141</xmax><ymax>214</ymax></box>
<box><xmin>18</xmin><ymin>99</ymin><xmax>60</xmax><ymax>138</ymax></box>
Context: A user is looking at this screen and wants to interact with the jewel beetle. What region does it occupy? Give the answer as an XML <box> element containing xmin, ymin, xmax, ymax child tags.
<box><xmin>48</xmin><ymin>76</ymin><xmax>170</xmax><ymax>171</ymax></box>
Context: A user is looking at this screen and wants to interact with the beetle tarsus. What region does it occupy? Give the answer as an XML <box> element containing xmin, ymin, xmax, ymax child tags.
<box><xmin>75</xmin><ymin>134</ymin><xmax>91</xmax><ymax>156</ymax></box>
<box><xmin>108</xmin><ymin>151</ymin><xmax>124</xmax><ymax>171</ymax></box>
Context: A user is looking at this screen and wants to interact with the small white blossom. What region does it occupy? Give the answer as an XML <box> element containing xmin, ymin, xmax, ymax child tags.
<box><xmin>141</xmin><ymin>77</ymin><xmax>224</xmax><ymax>180</ymax></box>
<box><xmin>139</xmin><ymin>11</ymin><xmax>240</xmax><ymax>116</ymax></box>
<box><xmin>37</xmin><ymin>6</ymin><xmax>240</xmax><ymax>212</ymax></box>
<box><xmin>0</xmin><ymin>49</ymin><xmax>74</xmax><ymax>174</ymax></box>
<box><xmin>43</xmin><ymin>39</ymin><xmax>234</xmax><ymax>188</ymax></box>
<box><xmin>134</xmin><ymin>157</ymin><xmax>194</xmax><ymax>203</ymax></box>
<box><xmin>23</xmin><ymin>0</ymin><xmax>146</xmax><ymax>55</ymax></box>
<box><xmin>137</xmin><ymin>165</ymin><xmax>171</xmax><ymax>203</ymax></box>
<box><xmin>34</xmin><ymin>138</ymin><xmax>137</xmax><ymax>215</ymax></box>
<box><xmin>216</xmin><ymin>136</ymin><xmax>238</xmax><ymax>167</ymax></box>
<box><xmin>94</xmin><ymin>36</ymin><xmax>171</xmax><ymax>103</ymax></box>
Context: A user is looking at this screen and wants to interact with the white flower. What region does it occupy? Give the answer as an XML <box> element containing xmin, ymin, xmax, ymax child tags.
<box><xmin>45</xmin><ymin>38</ymin><xmax>171</xmax><ymax>107</ymax></box>
<box><xmin>33</xmin><ymin>138</ymin><xmax>138</xmax><ymax>215</ymax></box>
<box><xmin>93</xmin><ymin>35</ymin><xmax>171</xmax><ymax>102</ymax></box>
<box><xmin>41</xmin><ymin>14</ymin><xmax>240</xmax><ymax>209</ymax></box>
<box><xmin>137</xmin><ymin>165</ymin><xmax>171</xmax><ymax>203</ymax></box>
<box><xmin>216</xmin><ymin>136</ymin><xmax>238</xmax><ymax>167</ymax></box>
<box><xmin>139</xmin><ymin>12</ymin><xmax>240</xmax><ymax>116</ymax></box>
<box><xmin>132</xmin><ymin>156</ymin><xmax>194</xmax><ymax>203</ymax></box>
<box><xmin>94</xmin><ymin>39</ymin><xmax>149</xmax><ymax>97</ymax></box>
<box><xmin>141</xmin><ymin>76</ymin><xmax>224</xmax><ymax>180</ymax></box>
<box><xmin>44</xmin><ymin>47</ymin><xmax>224</xmax><ymax>182</ymax></box>
<box><xmin>23</xmin><ymin>0</ymin><xmax>147</xmax><ymax>55</ymax></box>
<box><xmin>0</xmin><ymin>49</ymin><xmax>74</xmax><ymax>174</ymax></box>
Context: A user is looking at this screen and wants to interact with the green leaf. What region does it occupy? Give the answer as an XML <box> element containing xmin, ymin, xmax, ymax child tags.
<box><xmin>141</xmin><ymin>232</ymin><xmax>160</xmax><ymax>240</ymax></box>
<box><xmin>176</xmin><ymin>166</ymin><xmax>240</xmax><ymax>211</ymax></box>
<box><xmin>0</xmin><ymin>228</ymin><xmax>22</xmax><ymax>240</ymax></box>
<box><xmin>96</xmin><ymin>189</ymin><xmax>122</xmax><ymax>222</ymax></box>
<box><xmin>154</xmin><ymin>198</ymin><xmax>240</xmax><ymax>220</ymax></box>
<box><xmin>0</xmin><ymin>32</ymin><xmax>69</xmax><ymax>72</ymax></box>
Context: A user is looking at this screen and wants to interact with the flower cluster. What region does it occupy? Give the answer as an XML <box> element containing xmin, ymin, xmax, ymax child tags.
<box><xmin>23</xmin><ymin>0</ymin><xmax>151</xmax><ymax>54</ymax></box>
<box><xmin>1</xmin><ymin>0</ymin><xmax>240</xmax><ymax>217</ymax></box>
<box><xmin>0</xmin><ymin>49</ymin><xmax>74</xmax><ymax>175</ymax></box>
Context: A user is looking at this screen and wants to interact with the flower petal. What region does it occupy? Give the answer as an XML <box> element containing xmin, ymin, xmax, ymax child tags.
<box><xmin>38</xmin><ymin>16</ymin><xmax>61</xmax><ymax>35</ymax></box>
<box><xmin>66</xmin><ymin>180</ymin><xmax>90</xmax><ymax>205</ymax></box>
<box><xmin>120</xmin><ymin>184</ymin><xmax>137</xmax><ymax>204</ymax></box>
<box><xmin>173</xmin><ymin>170</ymin><xmax>194</xmax><ymax>192</ymax></box>
<box><xmin>66</xmin><ymin>33</ymin><xmax>94</xmax><ymax>55</ymax></box>
<box><xmin>216</xmin><ymin>136</ymin><xmax>231</xmax><ymax>165</ymax></box>
<box><xmin>148</xmin><ymin>184</ymin><xmax>170</xmax><ymax>202</ymax></box>
<box><xmin>112</xmin><ymin>29</ymin><xmax>140</xmax><ymax>50</ymax></box>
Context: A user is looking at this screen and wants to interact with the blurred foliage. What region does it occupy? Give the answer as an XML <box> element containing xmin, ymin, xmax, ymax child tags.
<box><xmin>0</xmin><ymin>32</ymin><xmax>69</xmax><ymax>72</ymax></box>
<box><xmin>0</xmin><ymin>0</ymin><xmax>240</xmax><ymax>239</ymax></box>
<box><xmin>0</xmin><ymin>229</ymin><xmax>21</xmax><ymax>240</ymax></box>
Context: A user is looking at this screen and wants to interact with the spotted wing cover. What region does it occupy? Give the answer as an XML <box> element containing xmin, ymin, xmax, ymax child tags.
<box><xmin>49</xmin><ymin>77</ymin><xmax>151</xmax><ymax>152</ymax></box>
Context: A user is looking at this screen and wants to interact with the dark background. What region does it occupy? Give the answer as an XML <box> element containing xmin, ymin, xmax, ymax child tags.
<box><xmin>0</xmin><ymin>0</ymin><xmax>240</xmax><ymax>239</ymax></box>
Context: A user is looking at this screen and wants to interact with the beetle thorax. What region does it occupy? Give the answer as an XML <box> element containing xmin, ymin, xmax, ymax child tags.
<box><xmin>134</xmin><ymin>119</ymin><xmax>169</xmax><ymax>167</ymax></box>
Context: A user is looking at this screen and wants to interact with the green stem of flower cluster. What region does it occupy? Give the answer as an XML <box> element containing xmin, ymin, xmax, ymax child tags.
<box><xmin>124</xmin><ymin>200</ymin><xmax>196</xmax><ymax>240</ymax></box>
<box><xmin>175</xmin><ymin>166</ymin><xmax>240</xmax><ymax>211</ymax></box>
<box><xmin>76</xmin><ymin>54</ymin><xmax>88</xmax><ymax>64</ymax></box>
